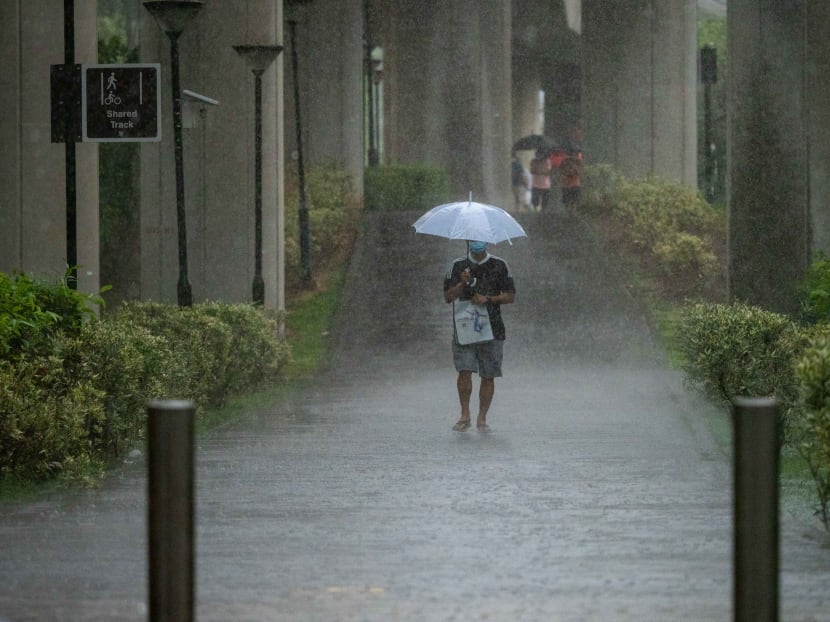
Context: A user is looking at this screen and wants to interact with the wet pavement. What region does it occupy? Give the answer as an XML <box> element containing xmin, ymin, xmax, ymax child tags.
<box><xmin>1</xmin><ymin>208</ymin><xmax>829</xmax><ymax>621</ymax></box>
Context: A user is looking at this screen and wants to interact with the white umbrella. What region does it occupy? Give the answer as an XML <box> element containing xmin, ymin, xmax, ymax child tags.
<box><xmin>412</xmin><ymin>194</ymin><xmax>528</xmax><ymax>244</ymax></box>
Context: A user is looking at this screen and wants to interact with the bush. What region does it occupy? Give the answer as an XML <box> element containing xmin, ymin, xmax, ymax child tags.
<box><xmin>799</xmin><ymin>254</ymin><xmax>830</xmax><ymax>324</ymax></box>
<box><xmin>794</xmin><ymin>333</ymin><xmax>830</xmax><ymax>529</ymax></box>
<box><xmin>1</xmin><ymin>299</ymin><xmax>291</xmax><ymax>486</ymax></box>
<box><xmin>652</xmin><ymin>232</ymin><xmax>719</xmax><ymax>279</ymax></box>
<box><xmin>364</xmin><ymin>164</ymin><xmax>451</xmax><ymax>212</ymax></box>
<box><xmin>0</xmin><ymin>271</ymin><xmax>102</xmax><ymax>360</ymax></box>
<box><xmin>0</xmin><ymin>355</ymin><xmax>105</xmax><ymax>482</ymax></box>
<box><xmin>197</xmin><ymin>302</ymin><xmax>289</xmax><ymax>393</ymax></box>
<box><xmin>615</xmin><ymin>177</ymin><xmax>720</xmax><ymax>250</ymax></box>
<box><xmin>284</xmin><ymin>165</ymin><xmax>362</xmax><ymax>290</ymax></box>
<box><xmin>112</xmin><ymin>302</ymin><xmax>235</xmax><ymax>408</ymax></box>
<box><xmin>678</xmin><ymin>302</ymin><xmax>800</xmax><ymax>435</ymax></box>
<box><xmin>581</xmin><ymin>164</ymin><xmax>623</xmax><ymax>214</ymax></box>
<box><xmin>57</xmin><ymin>319</ymin><xmax>174</xmax><ymax>458</ymax></box>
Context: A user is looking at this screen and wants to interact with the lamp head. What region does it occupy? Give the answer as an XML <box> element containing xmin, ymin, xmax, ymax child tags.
<box><xmin>143</xmin><ymin>1</ymin><xmax>205</xmax><ymax>36</ymax></box>
<box><xmin>232</xmin><ymin>45</ymin><xmax>284</xmax><ymax>73</ymax></box>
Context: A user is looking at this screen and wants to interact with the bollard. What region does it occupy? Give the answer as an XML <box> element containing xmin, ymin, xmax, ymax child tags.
<box><xmin>731</xmin><ymin>396</ymin><xmax>780</xmax><ymax>622</ymax></box>
<box><xmin>147</xmin><ymin>399</ymin><xmax>195</xmax><ymax>622</ymax></box>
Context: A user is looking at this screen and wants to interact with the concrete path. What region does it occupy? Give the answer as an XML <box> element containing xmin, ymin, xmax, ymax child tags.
<box><xmin>1</xmin><ymin>209</ymin><xmax>829</xmax><ymax>621</ymax></box>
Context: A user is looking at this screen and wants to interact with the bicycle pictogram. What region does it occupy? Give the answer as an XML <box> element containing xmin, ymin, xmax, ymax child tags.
<box><xmin>104</xmin><ymin>92</ymin><xmax>122</xmax><ymax>105</ymax></box>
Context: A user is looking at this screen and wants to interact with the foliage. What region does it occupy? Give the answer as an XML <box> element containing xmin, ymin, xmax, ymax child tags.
<box><xmin>0</xmin><ymin>355</ymin><xmax>105</xmax><ymax>482</ymax></box>
<box><xmin>793</xmin><ymin>333</ymin><xmax>830</xmax><ymax>529</ymax></box>
<box><xmin>677</xmin><ymin>302</ymin><xmax>800</xmax><ymax>436</ymax></box>
<box><xmin>56</xmin><ymin>319</ymin><xmax>173</xmax><ymax>459</ymax></box>
<box><xmin>364</xmin><ymin>164</ymin><xmax>451</xmax><ymax>212</ymax></box>
<box><xmin>283</xmin><ymin>165</ymin><xmax>362</xmax><ymax>291</ymax></box>
<box><xmin>0</xmin><ymin>272</ymin><xmax>103</xmax><ymax>360</ymax></box>
<box><xmin>1</xmin><ymin>300</ymin><xmax>289</xmax><ymax>486</ymax></box>
<box><xmin>586</xmin><ymin>173</ymin><xmax>724</xmax><ymax>299</ymax></box>
<box><xmin>581</xmin><ymin>164</ymin><xmax>623</xmax><ymax>215</ymax></box>
<box><xmin>284</xmin><ymin>268</ymin><xmax>346</xmax><ymax>380</ymax></box>
<box><xmin>798</xmin><ymin>254</ymin><xmax>830</xmax><ymax>324</ymax></box>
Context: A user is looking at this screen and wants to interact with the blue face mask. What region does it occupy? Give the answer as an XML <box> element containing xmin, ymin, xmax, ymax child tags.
<box><xmin>468</xmin><ymin>241</ymin><xmax>487</xmax><ymax>254</ymax></box>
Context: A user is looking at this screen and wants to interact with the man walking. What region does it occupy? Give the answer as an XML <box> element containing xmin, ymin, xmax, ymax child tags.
<box><xmin>443</xmin><ymin>241</ymin><xmax>516</xmax><ymax>432</ymax></box>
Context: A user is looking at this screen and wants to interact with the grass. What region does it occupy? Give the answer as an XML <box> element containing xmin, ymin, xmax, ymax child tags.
<box><xmin>283</xmin><ymin>267</ymin><xmax>347</xmax><ymax>380</ymax></box>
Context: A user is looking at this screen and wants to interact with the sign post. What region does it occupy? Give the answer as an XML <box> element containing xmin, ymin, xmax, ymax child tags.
<box><xmin>82</xmin><ymin>63</ymin><xmax>162</xmax><ymax>142</ymax></box>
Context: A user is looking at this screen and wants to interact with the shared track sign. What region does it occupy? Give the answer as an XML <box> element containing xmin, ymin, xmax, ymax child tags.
<box><xmin>81</xmin><ymin>63</ymin><xmax>162</xmax><ymax>142</ymax></box>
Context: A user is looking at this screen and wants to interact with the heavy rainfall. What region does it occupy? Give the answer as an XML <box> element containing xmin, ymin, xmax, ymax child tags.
<box><xmin>2</xmin><ymin>1</ymin><xmax>830</xmax><ymax>621</ymax></box>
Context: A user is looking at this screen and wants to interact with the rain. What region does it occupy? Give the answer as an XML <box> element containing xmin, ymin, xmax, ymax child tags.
<box><xmin>2</xmin><ymin>1</ymin><xmax>830</xmax><ymax>621</ymax></box>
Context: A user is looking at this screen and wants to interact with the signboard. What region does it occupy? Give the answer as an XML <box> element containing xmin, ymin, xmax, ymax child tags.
<box><xmin>82</xmin><ymin>63</ymin><xmax>161</xmax><ymax>142</ymax></box>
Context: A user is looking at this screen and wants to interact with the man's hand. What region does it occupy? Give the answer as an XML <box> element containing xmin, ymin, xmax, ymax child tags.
<box><xmin>471</xmin><ymin>293</ymin><xmax>489</xmax><ymax>305</ymax></box>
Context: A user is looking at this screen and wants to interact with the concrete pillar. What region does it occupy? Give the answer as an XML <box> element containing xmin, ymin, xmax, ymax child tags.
<box><xmin>806</xmin><ymin>3</ymin><xmax>830</xmax><ymax>256</ymax></box>
<box><xmin>382</xmin><ymin>0</ymin><xmax>512</xmax><ymax>207</ymax></box>
<box><xmin>727</xmin><ymin>0</ymin><xmax>810</xmax><ymax>313</ymax></box>
<box><xmin>0</xmin><ymin>2</ymin><xmax>99</xmax><ymax>296</ymax></box>
<box><xmin>140</xmin><ymin>1</ymin><xmax>282</xmax><ymax>307</ymax></box>
<box><xmin>284</xmin><ymin>0</ymin><xmax>364</xmax><ymax>194</ymax></box>
<box><xmin>582</xmin><ymin>0</ymin><xmax>696</xmax><ymax>185</ymax></box>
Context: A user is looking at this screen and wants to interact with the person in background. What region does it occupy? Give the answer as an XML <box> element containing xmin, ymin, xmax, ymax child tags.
<box><xmin>529</xmin><ymin>148</ymin><xmax>552</xmax><ymax>212</ymax></box>
<box><xmin>510</xmin><ymin>151</ymin><xmax>531</xmax><ymax>212</ymax></box>
<box><xmin>549</xmin><ymin>137</ymin><xmax>583</xmax><ymax>209</ymax></box>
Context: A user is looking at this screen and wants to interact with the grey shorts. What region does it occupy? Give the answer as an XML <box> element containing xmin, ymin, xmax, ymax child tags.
<box><xmin>452</xmin><ymin>339</ymin><xmax>504</xmax><ymax>378</ymax></box>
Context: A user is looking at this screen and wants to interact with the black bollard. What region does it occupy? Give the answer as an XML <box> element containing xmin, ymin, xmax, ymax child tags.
<box><xmin>147</xmin><ymin>399</ymin><xmax>195</xmax><ymax>622</ymax></box>
<box><xmin>731</xmin><ymin>396</ymin><xmax>779</xmax><ymax>622</ymax></box>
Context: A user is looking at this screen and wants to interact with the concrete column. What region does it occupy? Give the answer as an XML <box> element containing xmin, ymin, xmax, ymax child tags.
<box><xmin>806</xmin><ymin>3</ymin><xmax>830</xmax><ymax>256</ymax></box>
<box><xmin>0</xmin><ymin>2</ymin><xmax>99</xmax><ymax>296</ymax></box>
<box><xmin>383</xmin><ymin>0</ymin><xmax>512</xmax><ymax>206</ymax></box>
<box><xmin>727</xmin><ymin>0</ymin><xmax>810</xmax><ymax>313</ymax></box>
<box><xmin>140</xmin><ymin>1</ymin><xmax>281</xmax><ymax>306</ymax></box>
<box><xmin>284</xmin><ymin>0</ymin><xmax>364</xmax><ymax>195</ymax></box>
<box><xmin>582</xmin><ymin>0</ymin><xmax>696</xmax><ymax>185</ymax></box>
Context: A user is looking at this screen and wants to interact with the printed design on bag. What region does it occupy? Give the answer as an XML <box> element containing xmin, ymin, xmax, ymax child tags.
<box><xmin>462</xmin><ymin>306</ymin><xmax>487</xmax><ymax>333</ymax></box>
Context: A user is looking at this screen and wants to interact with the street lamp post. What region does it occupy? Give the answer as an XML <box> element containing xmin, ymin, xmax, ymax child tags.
<box><xmin>233</xmin><ymin>45</ymin><xmax>283</xmax><ymax>306</ymax></box>
<box><xmin>143</xmin><ymin>0</ymin><xmax>204</xmax><ymax>307</ymax></box>
<box><xmin>287</xmin><ymin>19</ymin><xmax>312</xmax><ymax>283</ymax></box>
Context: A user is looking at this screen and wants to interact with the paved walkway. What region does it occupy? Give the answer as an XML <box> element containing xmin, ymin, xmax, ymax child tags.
<box><xmin>1</xmin><ymin>209</ymin><xmax>829</xmax><ymax>621</ymax></box>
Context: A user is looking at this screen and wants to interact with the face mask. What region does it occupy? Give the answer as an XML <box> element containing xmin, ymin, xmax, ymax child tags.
<box><xmin>469</xmin><ymin>241</ymin><xmax>487</xmax><ymax>254</ymax></box>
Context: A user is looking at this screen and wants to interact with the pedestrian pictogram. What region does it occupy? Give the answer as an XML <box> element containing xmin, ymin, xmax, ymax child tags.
<box><xmin>82</xmin><ymin>64</ymin><xmax>161</xmax><ymax>142</ymax></box>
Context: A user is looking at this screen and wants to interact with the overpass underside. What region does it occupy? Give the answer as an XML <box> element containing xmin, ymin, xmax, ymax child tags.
<box><xmin>1</xmin><ymin>1</ymin><xmax>826</xmax><ymax>314</ymax></box>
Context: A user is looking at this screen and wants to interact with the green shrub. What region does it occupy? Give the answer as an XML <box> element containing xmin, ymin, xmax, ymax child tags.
<box><xmin>364</xmin><ymin>164</ymin><xmax>451</xmax><ymax>211</ymax></box>
<box><xmin>197</xmin><ymin>302</ymin><xmax>289</xmax><ymax>393</ymax></box>
<box><xmin>284</xmin><ymin>165</ymin><xmax>362</xmax><ymax>289</ymax></box>
<box><xmin>652</xmin><ymin>232</ymin><xmax>719</xmax><ymax>279</ymax></box>
<box><xmin>0</xmin><ymin>355</ymin><xmax>105</xmax><ymax>482</ymax></box>
<box><xmin>1</xmin><ymin>298</ymin><xmax>290</xmax><ymax>487</ymax></box>
<box><xmin>678</xmin><ymin>302</ymin><xmax>800</xmax><ymax>434</ymax></box>
<box><xmin>799</xmin><ymin>254</ymin><xmax>830</xmax><ymax>324</ymax></box>
<box><xmin>794</xmin><ymin>333</ymin><xmax>830</xmax><ymax>529</ymax></box>
<box><xmin>0</xmin><ymin>271</ymin><xmax>103</xmax><ymax>359</ymax></box>
<box><xmin>581</xmin><ymin>164</ymin><xmax>623</xmax><ymax>214</ymax></box>
<box><xmin>112</xmin><ymin>302</ymin><xmax>234</xmax><ymax>408</ymax></box>
<box><xmin>615</xmin><ymin>177</ymin><xmax>719</xmax><ymax>249</ymax></box>
<box><xmin>57</xmin><ymin>319</ymin><xmax>174</xmax><ymax>458</ymax></box>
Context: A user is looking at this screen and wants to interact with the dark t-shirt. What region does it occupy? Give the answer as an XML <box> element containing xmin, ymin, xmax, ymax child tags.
<box><xmin>444</xmin><ymin>254</ymin><xmax>516</xmax><ymax>341</ymax></box>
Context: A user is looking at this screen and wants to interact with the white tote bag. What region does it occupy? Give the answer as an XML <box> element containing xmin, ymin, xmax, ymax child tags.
<box><xmin>453</xmin><ymin>299</ymin><xmax>493</xmax><ymax>345</ymax></box>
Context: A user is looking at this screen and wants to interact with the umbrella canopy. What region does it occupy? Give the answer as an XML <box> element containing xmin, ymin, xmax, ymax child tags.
<box><xmin>413</xmin><ymin>197</ymin><xmax>528</xmax><ymax>245</ymax></box>
<box><xmin>512</xmin><ymin>134</ymin><xmax>558</xmax><ymax>155</ymax></box>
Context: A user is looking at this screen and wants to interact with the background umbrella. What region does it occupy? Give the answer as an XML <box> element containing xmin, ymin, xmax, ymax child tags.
<box><xmin>413</xmin><ymin>194</ymin><xmax>528</xmax><ymax>245</ymax></box>
<box><xmin>512</xmin><ymin>134</ymin><xmax>558</xmax><ymax>155</ymax></box>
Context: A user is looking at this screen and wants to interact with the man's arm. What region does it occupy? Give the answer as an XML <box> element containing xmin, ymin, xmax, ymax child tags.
<box><xmin>471</xmin><ymin>291</ymin><xmax>514</xmax><ymax>305</ymax></box>
<box><xmin>444</xmin><ymin>264</ymin><xmax>472</xmax><ymax>303</ymax></box>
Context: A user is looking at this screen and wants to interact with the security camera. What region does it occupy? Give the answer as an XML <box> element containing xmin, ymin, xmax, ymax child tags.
<box><xmin>182</xmin><ymin>89</ymin><xmax>219</xmax><ymax>106</ymax></box>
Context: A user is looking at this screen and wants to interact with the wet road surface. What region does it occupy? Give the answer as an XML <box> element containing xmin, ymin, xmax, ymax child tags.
<box><xmin>1</xmin><ymin>208</ymin><xmax>829</xmax><ymax>621</ymax></box>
